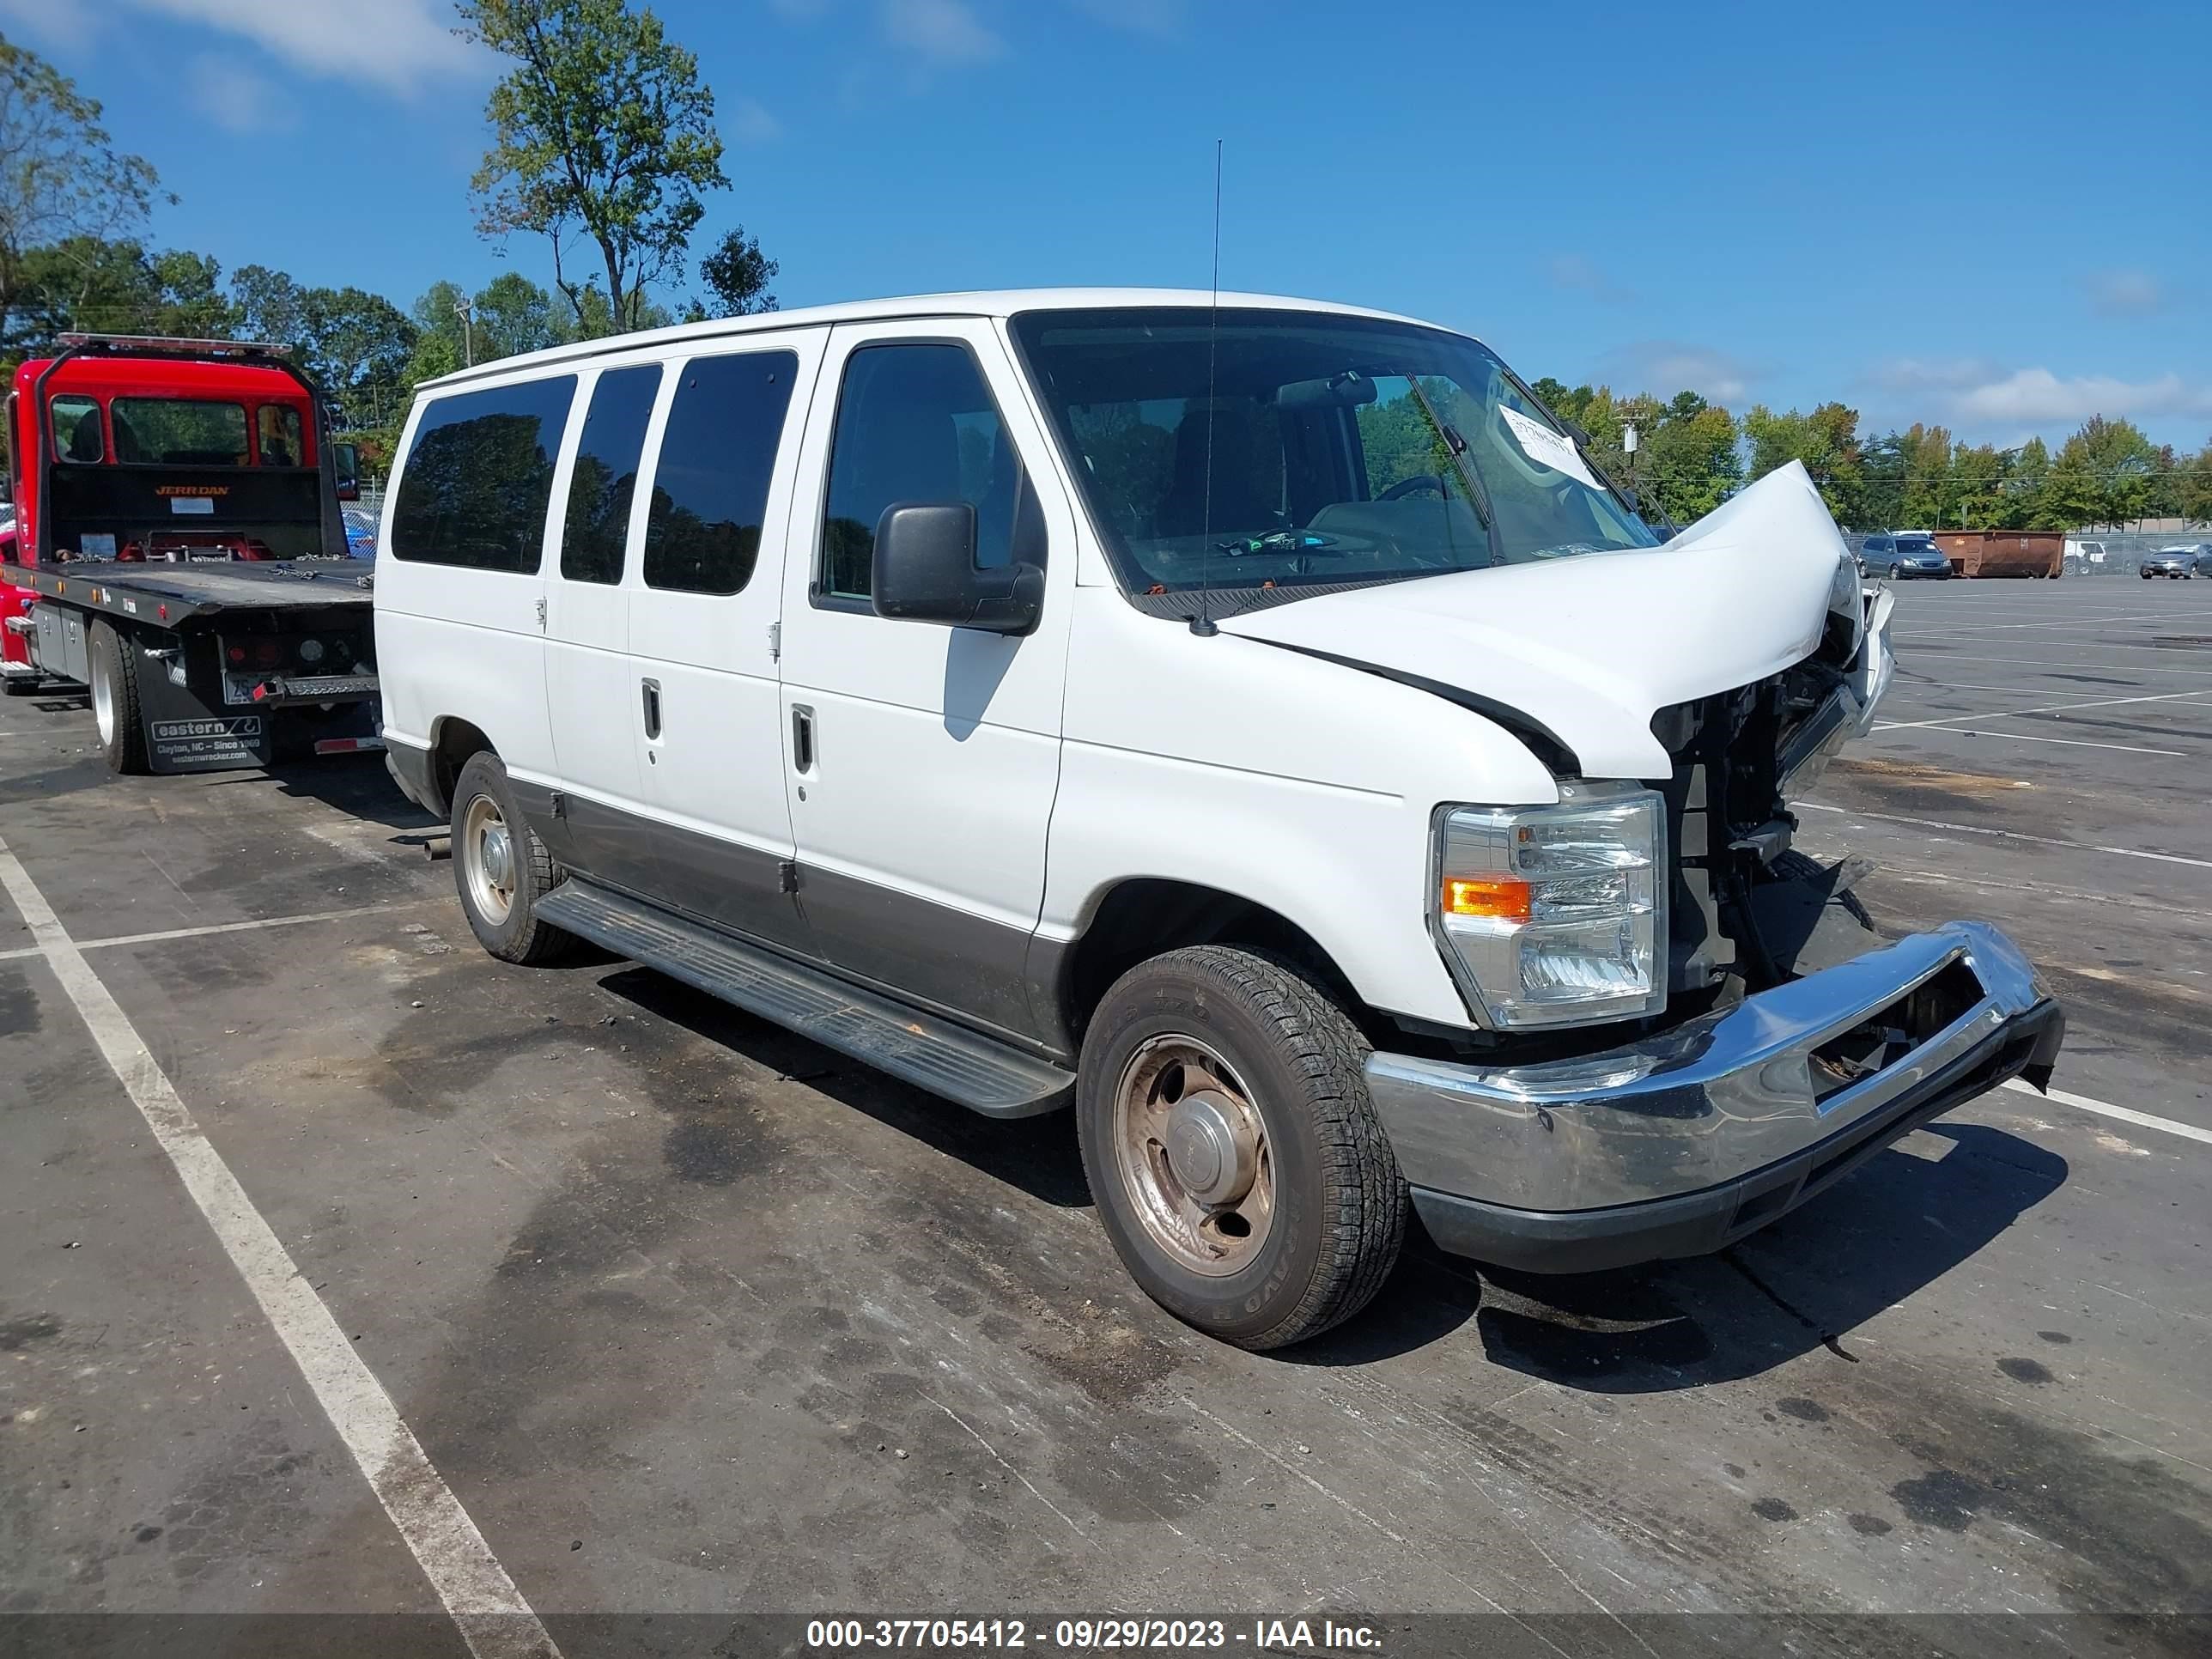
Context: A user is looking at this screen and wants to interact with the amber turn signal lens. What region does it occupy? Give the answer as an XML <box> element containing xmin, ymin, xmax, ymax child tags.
<box><xmin>1443</xmin><ymin>877</ymin><xmax>1532</xmax><ymax>921</ymax></box>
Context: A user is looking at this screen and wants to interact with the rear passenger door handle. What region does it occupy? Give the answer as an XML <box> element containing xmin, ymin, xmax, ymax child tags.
<box><xmin>641</xmin><ymin>678</ymin><xmax>661</xmax><ymax>740</ymax></box>
<box><xmin>790</xmin><ymin>704</ymin><xmax>815</xmax><ymax>775</ymax></box>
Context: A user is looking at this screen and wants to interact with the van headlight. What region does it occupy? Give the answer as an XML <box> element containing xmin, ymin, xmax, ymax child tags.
<box><xmin>1431</xmin><ymin>781</ymin><xmax>1668</xmax><ymax>1028</ymax></box>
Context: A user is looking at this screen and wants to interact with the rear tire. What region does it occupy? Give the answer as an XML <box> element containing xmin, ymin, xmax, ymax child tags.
<box><xmin>449</xmin><ymin>750</ymin><xmax>578</xmax><ymax>965</ymax></box>
<box><xmin>1076</xmin><ymin>945</ymin><xmax>1406</xmax><ymax>1351</ymax></box>
<box><xmin>88</xmin><ymin>620</ymin><xmax>148</xmax><ymax>774</ymax></box>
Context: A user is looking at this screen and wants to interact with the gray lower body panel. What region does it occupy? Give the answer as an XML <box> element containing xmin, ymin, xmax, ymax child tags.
<box><xmin>536</xmin><ymin>878</ymin><xmax>1073</xmax><ymax>1117</ymax></box>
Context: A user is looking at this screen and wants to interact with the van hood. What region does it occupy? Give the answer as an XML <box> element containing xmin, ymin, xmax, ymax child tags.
<box><xmin>1218</xmin><ymin>462</ymin><xmax>1853</xmax><ymax>780</ymax></box>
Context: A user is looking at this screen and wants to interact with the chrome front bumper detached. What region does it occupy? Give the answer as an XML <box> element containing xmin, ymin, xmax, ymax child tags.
<box><xmin>1366</xmin><ymin>922</ymin><xmax>2063</xmax><ymax>1273</ymax></box>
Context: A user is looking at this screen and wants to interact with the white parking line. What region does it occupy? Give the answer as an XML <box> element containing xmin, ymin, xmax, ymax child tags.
<box><xmin>0</xmin><ymin>837</ymin><xmax>559</xmax><ymax>1659</ymax></box>
<box><xmin>0</xmin><ymin>902</ymin><xmax>429</xmax><ymax>964</ymax></box>
<box><xmin>1893</xmin><ymin>611</ymin><xmax>2184</xmax><ymax>637</ymax></box>
<box><xmin>1998</xmin><ymin>1078</ymin><xmax>2212</xmax><ymax>1148</ymax></box>
<box><xmin>1797</xmin><ymin>801</ymin><xmax>2212</xmax><ymax>870</ymax></box>
<box><xmin>1896</xmin><ymin>729</ymin><xmax>2186</xmax><ymax>757</ymax></box>
<box><xmin>1919</xmin><ymin>653</ymin><xmax>2212</xmax><ymax>678</ymax></box>
<box><xmin>1876</xmin><ymin>688</ymin><xmax>2212</xmax><ymax>731</ymax></box>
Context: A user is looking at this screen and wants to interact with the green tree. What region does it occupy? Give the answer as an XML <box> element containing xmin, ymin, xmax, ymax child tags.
<box><xmin>691</xmin><ymin>224</ymin><xmax>778</xmax><ymax>318</ymax></box>
<box><xmin>2039</xmin><ymin>416</ymin><xmax>2159</xmax><ymax>528</ymax></box>
<box><xmin>460</xmin><ymin>0</ymin><xmax>728</xmax><ymax>333</ymax></box>
<box><xmin>1641</xmin><ymin>397</ymin><xmax>1741</xmax><ymax>525</ymax></box>
<box><xmin>472</xmin><ymin>270</ymin><xmax>560</xmax><ymax>358</ymax></box>
<box><xmin>1743</xmin><ymin>401</ymin><xmax>1864</xmax><ymax>524</ymax></box>
<box><xmin>0</xmin><ymin>36</ymin><xmax>165</xmax><ymax>354</ymax></box>
<box><xmin>2180</xmin><ymin>441</ymin><xmax>2212</xmax><ymax>526</ymax></box>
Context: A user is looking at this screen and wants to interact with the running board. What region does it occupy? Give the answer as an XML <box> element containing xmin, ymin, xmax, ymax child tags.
<box><xmin>536</xmin><ymin>879</ymin><xmax>1074</xmax><ymax>1118</ymax></box>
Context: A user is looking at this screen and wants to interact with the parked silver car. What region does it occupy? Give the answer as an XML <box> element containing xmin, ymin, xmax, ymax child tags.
<box><xmin>2140</xmin><ymin>544</ymin><xmax>2209</xmax><ymax>579</ymax></box>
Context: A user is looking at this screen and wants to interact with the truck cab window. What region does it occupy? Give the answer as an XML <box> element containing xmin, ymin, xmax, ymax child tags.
<box><xmin>110</xmin><ymin>398</ymin><xmax>251</xmax><ymax>466</ymax></box>
<box><xmin>642</xmin><ymin>350</ymin><xmax>795</xmax><ymax>596</ymax></box>
<box><xmin>821</xmin><ymin>343</ymin><xmax>1027</xmax><ymax>603</ymax></box>
<box><xmin>53</xmin><ymin>396</ymin><xmax>103</xmax><ymax>464</ymax></box>
<box><xmin>562</xmin><ymin>364</ymin><xmax>662</xmax><ymax>585</ymax></box>
<box><xmin>258</xmin><ymin>404</ymin><xmax>305</xmax><ymax>467</ymax></box>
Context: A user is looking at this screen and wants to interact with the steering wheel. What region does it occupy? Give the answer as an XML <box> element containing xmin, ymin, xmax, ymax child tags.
<box><xmin>1378</xmin><ymin>474</ymin><xmax>1446</xmax><ymax>501</ymax></box>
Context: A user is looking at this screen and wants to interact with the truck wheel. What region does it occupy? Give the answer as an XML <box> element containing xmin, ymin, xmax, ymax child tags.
<box><xmin>1076</xmin><ymin>946</ymin><xmax>1406</xmax><ymax>1350</ymax></box>
<box><xmin>88</xmin><ymin>621</ymin><xmax>149</xmax><ymax>774</ymax></box>
<box><xmin>449</xmin><ymin>750</ymin><xmax>577</xmax><ymax>965</ymax></box>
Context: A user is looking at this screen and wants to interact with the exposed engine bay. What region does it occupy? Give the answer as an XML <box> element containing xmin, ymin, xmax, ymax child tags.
<box><xmin>1651</xmin><ymin>592</ymin><xmax>1880</xmax><ymax>1010</ymax></box>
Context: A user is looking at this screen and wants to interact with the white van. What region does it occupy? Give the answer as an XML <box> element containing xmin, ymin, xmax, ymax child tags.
<box><xmin>374</xmin><ymin>290</ymin><xmax>2063</xmax><ymax>1348</ymax></box>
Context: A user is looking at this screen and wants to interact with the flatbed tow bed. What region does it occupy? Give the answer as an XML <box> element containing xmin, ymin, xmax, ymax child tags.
<box><xmin>13</xmin><ymin>558</ymin><xmax>380</xmax><ymax>773</ymax></box>
<box><xmin>3</xmin><ymin>332</ymin><xmax>382</xmax><ymax>775</ymax></box>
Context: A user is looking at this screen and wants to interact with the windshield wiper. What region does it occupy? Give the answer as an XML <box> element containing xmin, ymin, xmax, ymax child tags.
<box><xmin>1398</xmin><ymin>374</ymin><xmax>1502</xmax><ymax>566</ymax></box>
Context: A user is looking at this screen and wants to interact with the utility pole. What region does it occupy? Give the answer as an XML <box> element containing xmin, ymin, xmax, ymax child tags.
<box><xmin>455</xmin><ymin>295</ymin><xmax>475</xmax><ymax>368</ymax></box>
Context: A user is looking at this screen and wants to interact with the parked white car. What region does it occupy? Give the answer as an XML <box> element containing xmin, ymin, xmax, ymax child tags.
<box><xmin>374</xmin><ymin>290</ymin><xmax>2063</xmax><ymax>1348</ymax></box>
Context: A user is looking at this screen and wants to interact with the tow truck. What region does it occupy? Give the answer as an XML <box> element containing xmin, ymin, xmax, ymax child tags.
<box><xmin>1</xmin><ymin>334</ymin><xmax>381</xmax><ymax>774</ymax></box>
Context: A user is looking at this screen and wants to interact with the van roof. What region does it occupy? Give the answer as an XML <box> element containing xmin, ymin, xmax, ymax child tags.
<box><xmin>418</xmin><ymin>288</ymin><xmax>1460</xmax><ymax>393</ymax></box>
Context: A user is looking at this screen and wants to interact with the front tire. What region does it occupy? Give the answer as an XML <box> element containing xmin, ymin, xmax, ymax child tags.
<box><xmin>1076</xmin><ymin>946</ymin><xmax>1406</xmax><ymax>1350</ymax></box>
<box><xmin>1888</xmin><ymin>562</ymin><xmax>1906</xmax><ymax>580</ymax></box>
<box><xmin>449</xmin><ymin>750</ymin><xmax>578</xmax><ymax>965</ymax></box>
<box><xmin>88</xmin><ymin>620</ymin><xmax>148</xmax><ymax>774</ymax></box>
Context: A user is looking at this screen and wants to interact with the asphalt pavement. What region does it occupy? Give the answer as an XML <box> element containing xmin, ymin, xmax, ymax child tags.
<box><xmin>3</xmin><ymin>575</ymin><xmax>2206</xmax><ymax>1659</ymax></box>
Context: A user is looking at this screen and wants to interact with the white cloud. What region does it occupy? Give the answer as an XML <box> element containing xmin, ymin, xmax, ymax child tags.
<box><xmin>1596</xmin><ymin>341</ymin><xmax>1759</xmax><ymax>403</ymax></box>
<box><xmin>727</xmin><ymin>95</ymin><xmax>782</xmax><ymax>144</ymax></box>
<box><xmin>2085</xmin><ymin>269</ymin><xmax>2166</xmax><ymax>318</ymax></box>
<box><xmin>1546</xmin><ymin>252</ymin><xmax>1634</xmax><ymax>306</ymax></box>
<box><xmin>122</xmin><ymin>0</ymin><xmax>489</xmax><ymax>97</ymax></box>
<box><xmin>1948</xmin><ymin>368</ymin><xmax>2209</xmax><ymax>426</ymax></box>
<box><xmin>879</xmin><ymin>0</ymin><xmax>1005</xmax><ymax>64</ymax></box>
<box><xmin>0</xmin><ymin>0</ymin><xmax>97</xmax><ymax>49</ymax></box>
<box><xmin>183</xmin><ymin>50</ymin><xmax>296</xmax><ymax>132</ymax></box>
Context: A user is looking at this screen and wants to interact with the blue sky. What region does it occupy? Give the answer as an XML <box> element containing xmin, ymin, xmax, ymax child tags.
<box><xmin>8</xmin><ymin>0</ymin><xmax>2208</xmax><ymax>448</ymax></box>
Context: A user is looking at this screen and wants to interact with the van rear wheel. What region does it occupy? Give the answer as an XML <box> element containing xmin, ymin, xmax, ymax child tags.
<box><xmin>450</xmin><ymin>750</ymin><xmax>578</xmax><ymax>965</ymax></box>
<box><xmin>1076</xmin><ymin>946</ymin><xmax>1406</xmax><ymax>1350</ymax></box>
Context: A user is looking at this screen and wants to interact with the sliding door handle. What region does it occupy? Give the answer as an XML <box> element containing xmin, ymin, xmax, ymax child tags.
<box><xmin>790</xmin><ymin>704</ymin><xmax>815</xmax><ymax>775</ymax></box>
<box><xmin>641</xmin><ymin>678</ymin><xmax>661</xmax><ymax>739</ymax></box>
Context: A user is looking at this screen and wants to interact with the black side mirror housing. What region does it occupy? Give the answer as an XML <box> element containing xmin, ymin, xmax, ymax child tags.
<box><xmin>871</xmin><ymin>501</ymin><xmax>1042</xmax><ymax>635</ymax></box>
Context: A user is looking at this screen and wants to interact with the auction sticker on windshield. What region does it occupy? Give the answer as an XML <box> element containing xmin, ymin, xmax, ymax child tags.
<box><xmin>1498</xmin><ymin>405</ymin><xmax>1601</xmax><ymax>490</ymax></box>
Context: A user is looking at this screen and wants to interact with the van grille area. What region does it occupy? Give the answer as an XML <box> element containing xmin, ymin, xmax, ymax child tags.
<box><xmin>1650</xmin><ymin>654</ymin><xmax>1855</xmax><ymax>1000</ymax></box>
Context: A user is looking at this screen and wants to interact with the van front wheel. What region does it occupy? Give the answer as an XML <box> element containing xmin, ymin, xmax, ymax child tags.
<box><xmin>1076</xmin><ymin>946</ymin><xmax>1406</xmax><ymax>1350</ymax></box>
<box><xmin>450</xmin><ymin>750</ymin><xmax>577</xmax><ymax>965</ymax></box>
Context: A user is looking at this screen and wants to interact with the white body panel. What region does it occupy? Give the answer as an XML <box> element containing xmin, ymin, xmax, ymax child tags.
<box><xmin>542</xmin><ymin>367</ymin><xmax>643</xmax><ymax>811</ymax></box>
<box><xmin>373</xmin><ymin>384</ymin><xmax>573</xmax><ymax>778</ymax></box>
<box><xmin>775</xmin><ymin>319</ymin><xmax>1076</xmax><ymax>936</ymax></box>
<box><xmin>375</xmin><ymin>290</ymin><xmax>1888</xmax><ymax>1042</ymax></box>
<box><xmin>629</xmin><ymin>332</ymin><xmax>829</xmax><ymax>866</ymax></box>
<box><xmin>1219</xmin><ymin>463</ymin><xmax>1856</xmax><ymax>781</ymax></box>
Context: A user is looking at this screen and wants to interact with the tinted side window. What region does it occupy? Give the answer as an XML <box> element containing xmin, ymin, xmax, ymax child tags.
<box><xmin>642</xmin><ymin>351</ymin><xmax>796</xmax><ymax>595</ymax></box>
<box><xmin>392</xmin><ymin>376</ymin><xmax>576</xmax><ymax>573</ymax></box>
<box><xmin>821</xmin><ymin>343</ymin><xmax>1028</xmax><ymax>603</ymax></box>
<box><xmin>561</xmin><ymin>364</ymin><xmax>662</xmax><ymax>585</ymax></box>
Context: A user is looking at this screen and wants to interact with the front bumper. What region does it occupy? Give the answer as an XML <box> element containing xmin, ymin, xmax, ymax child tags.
<box><xmin>1366</xmin><ymin>921</ymin><xmax>2063</xmax><ymax>1273</ymax></box>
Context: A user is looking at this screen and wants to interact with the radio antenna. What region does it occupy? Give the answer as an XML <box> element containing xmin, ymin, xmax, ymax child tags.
<box><xmin>1191</xmin><ymin>137</ymin><xmax>1223</xmax><ymax>637</ymax></box>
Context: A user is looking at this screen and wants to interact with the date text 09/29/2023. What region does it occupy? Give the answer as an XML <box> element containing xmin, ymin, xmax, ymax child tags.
<box><xmin>805</xmin><ymin>1618</ymin><xmax>1385</xmax><ymax>1651</ymax></box>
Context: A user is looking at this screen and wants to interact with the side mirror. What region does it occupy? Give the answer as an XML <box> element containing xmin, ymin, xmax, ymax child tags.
<box><xmin>871</xmin><ymin>502</ymin><xmax>1042</xmax><ymax>635</ymax></box>
<box><xmin>331</xmin><ymin>441</ymin><xmax>361</xmax><ymax>501</ymax></box>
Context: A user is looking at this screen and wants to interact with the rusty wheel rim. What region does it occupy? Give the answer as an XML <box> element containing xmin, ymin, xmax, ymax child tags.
<box><xmin>1111</xmin><ymin>1033</ymin><xmax>1275</xmax><ymax>1277</ymax></box>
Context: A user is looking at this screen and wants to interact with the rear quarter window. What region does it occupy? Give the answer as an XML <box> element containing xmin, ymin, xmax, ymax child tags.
<box><xmin>392</xmin><ymin>376</ymin><xmax>577</xmax><ymax>573</ymax></box>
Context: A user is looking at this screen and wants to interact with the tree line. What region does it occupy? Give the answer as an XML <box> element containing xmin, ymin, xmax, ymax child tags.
<box><xmin>3</xmin><ymin>4</ymin><xmax>2205</xmax><ymax>529</ymax></box>
<box><xmin>1531</xmin><ymin>381</ymin><xmax>2212</xmax><ymax>535</ymax></box>
<box><xmin>1</xmin><ymin>3</ymin><xmax>775</xmax><ymax>473</ymax></box>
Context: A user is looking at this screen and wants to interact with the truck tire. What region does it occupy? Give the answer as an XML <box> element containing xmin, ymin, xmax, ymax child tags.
<box><xmin>1076</xmin><ymin>945</ymin><xmax>1406</xmax><ymax>1350</ymax></box>
<box><xmin>449</xmin><ymin>750</ymin><xmax>578</xmax><ymax>965</ymax></box>
<box><xmin>88</xmin><ymin>620</ymin><xmax>149</xmax><ymax>775</ymax></box>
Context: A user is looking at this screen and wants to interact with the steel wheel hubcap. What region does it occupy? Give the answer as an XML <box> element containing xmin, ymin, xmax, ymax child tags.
<box><xmin>1113</xmin><ymin>1034</ymin><xmax>1275</xmax><ymax>1277</ymax></box>
<box><xmin>461</xmin><ymin>794</ymin><xmax>515</xmax><ymax>924</ymax></box>
<box><xmin>91</xmin><ymin>655</ymin><xmax>115</xmax><ymax>744</ymax></box>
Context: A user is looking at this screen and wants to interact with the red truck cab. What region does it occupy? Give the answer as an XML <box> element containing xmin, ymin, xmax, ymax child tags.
<box><xmin>3</xmin><ymin>338</ymin><xmax>356</xmax><ymax>680</ymax></box>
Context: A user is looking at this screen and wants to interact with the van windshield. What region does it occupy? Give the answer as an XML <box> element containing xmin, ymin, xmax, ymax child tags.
<box><xmin>1011</xmin><ymin>307</ymin><xmax>1657</xmax><ymax>600</ymax></box>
